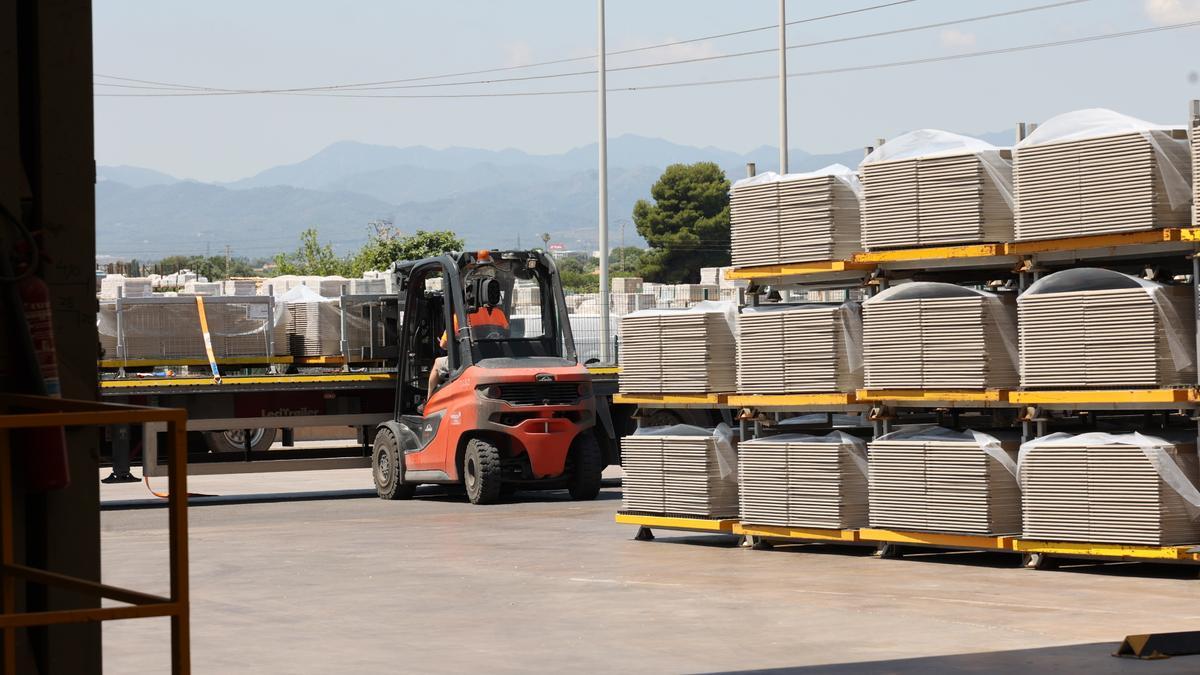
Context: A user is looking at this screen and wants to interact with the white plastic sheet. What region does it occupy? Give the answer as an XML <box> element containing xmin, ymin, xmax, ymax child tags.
<box><xmin>876</xmin><ymin>425</ymin><xmax>1016</xmax><ymax>477</ymax></box>
<box><xmin>1017</xmin><ymin>431</ymin><xmax>1200</xmax><ymax>516</ymax></box>
<box><xmin>1021</xmin><ymin>268</ymin><xmax>1194</xmax><ymax>372</ymax></box>
<box><xmin>863</xmin><ymin>281</ymin><xmax>1018</xmax><ymax>373</ymax></box>
<box><xmin>624</xmin><ymin>299</ymin><xmax>739</xmax><ymax>337</ymax></box>
<box><xmin>732</xmin><ymin>163</ymin><xmax>864</xmax><ymax>199</ymax></box>
<box><xmin>861</xmin><ymin>129</ymin><xmax>1014</xmax><ymax>209</ymax></box>
<box><xmin>751</xmin><ymin>430</ymin><xmax>869</xmax><ymax>478</ymax></box>
<box><xmin>634</xmin><ymin>423</ymin><xmax>738</xmax><ymax>479</ymax></box>
<box><xmin>1017</xmin><ymin>108</ymin><xmax>1193</xmax><ymax>211</ymax></box>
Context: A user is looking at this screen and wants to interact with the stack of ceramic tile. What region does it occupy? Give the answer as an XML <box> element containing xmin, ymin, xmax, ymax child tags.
<box><xmin>618</xmin><ymin>303</ymin><xmax>737</xmax><ymax>394</ymax></box>
<box><xmin>862</xmin><ymin>283</ymin><xmax>1018</xmax><ymax>389</ymax></box>
<box><xmin>1193</xmin><ymin>111</ymin><xmax>1199</xmax><ymax>230</ymax></box>
<box><xmin>223</xmin><ymin>279</ymin><xmax>259</xmax><ymax>296</ymax></box>
<box><xmin>98</xmin><ymin>298</ymin><xmax>287</xmax><ymax>359</ymax></box>
<box><xmin>349</xmin><ymin>278</ymin><xmax>388</xmax><ymax>294</ymax></box>
<box><xmin>620</xmin><ymin>427</ymin><xmax>739</xmax><ymax>518</ymax></box>
<box><xmin>869</xmin><ymin>428</ymin><xmax>1021</xmax><ymax>535</ymax></box>
<box><xmin>1014</xmin><ymin>109</ymin><xmax>1193</xmax><ymax>240</ymax></box>
<box><xmin>1021</xmin><ymin>433</ymin><xmax>1200</xmax><ymax>545</ymax></box>
<box><xmin>730</xmin><ymin>167</ymin><xmax>862</xmax><ymax>267</ymax></box>
<box><xmin>738</xmin><ymin>432</ymin><xmax>868</xmax><ymax>528</ymax></box>
<box><xmin>1019</xmin><ymin>268</ymin><xmax>1196</xmax><ymax>388</ymax></box>
<box><xmin>861</xmin><ymin>131</ymin><xmax>1013</xmax><ymax>250</ymax></box>
<box><xmin>99</xmin><ymin>275</ymin><xmax>153</xmax><ymax>299</ymax></box>
<box><xmin>737</xmin><ymin>303</ymin><xmax>862</xmax><ymax>393</ymax></box>
<box><xmin>673</xmin><ymin>284</ymin><xmax>719</xmax><ymax>303</ymax></box>
<box><xmin>730</xmin><ymin>178</ymin><xmax>779</xmax><ymax>268</ymax></box>
<box><xmin>612</xmin><ymin>277</ymin><xmax>643</xmax><ymax>293</ymax></box>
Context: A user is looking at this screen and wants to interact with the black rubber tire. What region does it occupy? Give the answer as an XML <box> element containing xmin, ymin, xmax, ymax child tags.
<box><xmin>568</xmin><ymin>432</ymin><xmax>604</xmax><ymax>501</ymax></box>
<box><xmin>372</xmin><ymin>428</ymin><xmax>416</xmax><ymax>500</ymax></box>
<box><xmin>463</xmin><ymin>438</ymin><xmax>503</xmax><ymax>505</ymax></box>
<box><xmin>203</xmin><ymin>428</ymin><xmax>277</xmax><ymax>454</ymax></box>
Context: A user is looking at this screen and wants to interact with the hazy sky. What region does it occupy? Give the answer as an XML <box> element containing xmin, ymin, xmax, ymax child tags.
<box><xmin>93</xmin><ymin>0</ymin><xmax>1200</xmax><ymax>182</ymax></box>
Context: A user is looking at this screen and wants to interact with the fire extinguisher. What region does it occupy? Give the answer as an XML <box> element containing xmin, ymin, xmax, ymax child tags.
<box><xmin>3</xmin><ymin>214</ymin><xmax>71</xmax><ymax>491</ymax></box>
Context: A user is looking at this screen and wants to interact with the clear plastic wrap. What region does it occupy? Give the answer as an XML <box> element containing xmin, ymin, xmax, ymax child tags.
<box><xmin>876</xmin><ymin>425</ymin><xmax>1015</xmax><ymax>477</ymax></box>
<box><xmin>1017</xmin><ymin>108</ymin><xmax>1192</xmax><ymax>211</ymax></box>
<box><xmin>624</xmin><ymin>299</ymin><xmax>739</xmax><ymax>336</ymax></box>
<box><xmin>1021</xmin><ymin>268</ymin><xmax>1194</xmax><ymax>372</ymax></box>
<box><xmin>1018</xmin><ymin>431</ymin><xmax>1200</xmax><ymax>516</ymax></box>
<box><xmin>635</xmin><ymin>423</ymin><xmax>738</xmax><ymax>479</ymax></box>
<box><xmin>741</xmin><ymin>301</ymin><xmax>862</xmax><ymax>373</ymax></box>
<box><xmin>861</xmin><ymin>129</ymin><xmax>1014</xmax><ymax>209</ymax></box>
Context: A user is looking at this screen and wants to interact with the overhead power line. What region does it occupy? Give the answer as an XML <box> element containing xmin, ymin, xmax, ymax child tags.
<box><xmin>94</xmin><ymin>19</ymin><xmax>1200</xmax><ymax>100</ymax></box>
<box><xmin>93</xmin><ymin>0</ymin><xmax>920</xmax><ymax>96</ymax></box>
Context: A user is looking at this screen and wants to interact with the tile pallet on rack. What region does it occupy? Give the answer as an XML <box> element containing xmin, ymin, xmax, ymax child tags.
<box><xmin>736</xmin><ymin>304</ymin><xmax>861</xmax><ymax>394</ymax></box>
<box><xmin>731</xmin><ymin>172</ymin><xmax>861</xmax><ymax>268</ymax></box>
<box><xmin>619</xmin><ymin>434</ymin><xmax>739</xmax><ymax>518</ymax></box>
<box><xmin>617</xmin><ymin>308</ymin><xmax>736</xmax><ymax>395</ymax></box>
<box><xmin>738</xmin><ymin>435</ymin><xmax>867</xmax><ymax>530</ymax></box>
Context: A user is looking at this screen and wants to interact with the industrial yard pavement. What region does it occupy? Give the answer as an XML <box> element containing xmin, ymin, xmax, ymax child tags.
<box><xmin>102</xmin><ymin>472</ymin><xmax>1200</xmax><ymax>674</ymax></box>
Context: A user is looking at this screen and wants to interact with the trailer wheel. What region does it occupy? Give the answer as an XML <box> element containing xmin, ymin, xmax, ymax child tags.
<box><xmin>373</xmin><ymin>428</ymin><xmax>416</xmax><ymax>501</ymax></box>
<box><xmin>203</xmin><ymin>428</ymin><xmax>276</xmax><ymax>454</ymax></box>
<box><xmin>568</xmin><ymin>432</ymin><xmax>603</xmax><ymax>501</ymax></box>
<box><xmin>463</xmin><ymin>438</ymin><xmax>502</xmax><ymax>505</ymax></box>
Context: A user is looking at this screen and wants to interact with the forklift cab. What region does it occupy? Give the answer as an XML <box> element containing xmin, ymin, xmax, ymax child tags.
<box><xmin>380</xmin><ymin>249</ymin><xmax>597</xmax><ymax>503</ymax></box>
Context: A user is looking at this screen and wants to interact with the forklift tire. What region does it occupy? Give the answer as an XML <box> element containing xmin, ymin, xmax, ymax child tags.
<box><xmin>372</xmin><ymin>428</ymin><xmax>416</xmax><ymax>501</ymax></box>
<box><xmin>568</xmin><ymin>432</ymin><xmax>603</xmax><ymax>501</ymax></box>
<box><xmin>463</xmin><ymin>438</ymin><xmax>503</xmax><ymax>505</ymax></box>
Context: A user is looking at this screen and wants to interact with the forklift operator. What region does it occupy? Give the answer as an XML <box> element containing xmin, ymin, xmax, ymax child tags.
<box><xmin>427</xmin><ymin>289</ymin><xmax>510</xmax><ymax>399</ymax></box>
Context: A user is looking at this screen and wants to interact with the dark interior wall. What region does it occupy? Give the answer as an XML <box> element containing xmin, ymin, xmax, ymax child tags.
<box><xmin>2</xmin><ymin>0</ymin><xmax>101</xmax><ymax>673</ymax></box>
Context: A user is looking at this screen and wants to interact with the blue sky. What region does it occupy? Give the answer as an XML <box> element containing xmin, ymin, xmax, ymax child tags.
<box><xmin>93</xmin><ymin>0</ymin><xmax>1200</xmax><ymax>182</ymax></box>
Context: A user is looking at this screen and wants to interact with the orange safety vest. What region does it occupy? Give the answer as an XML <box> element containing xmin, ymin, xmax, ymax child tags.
<box><xmin>440</xmin><ymin>306</ymin><xmax>509</xmax><ymax>347</ymax></box>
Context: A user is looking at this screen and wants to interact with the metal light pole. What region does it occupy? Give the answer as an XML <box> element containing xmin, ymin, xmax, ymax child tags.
<box><xmin>597</xmin><ymin>0</ymin><xmax>612</xmax><ymax>363</ymax></box>
<box><xmin>778</xmin><ymin>0</ymin><xmax>789</xmax><ymax>174</ymax></box>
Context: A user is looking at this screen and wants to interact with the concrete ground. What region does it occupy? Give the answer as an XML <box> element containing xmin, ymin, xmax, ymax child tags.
<box><xmin>100</xmin><ymin>471</ymin><xmax>1200</xmax><ymax>674</ymax></box>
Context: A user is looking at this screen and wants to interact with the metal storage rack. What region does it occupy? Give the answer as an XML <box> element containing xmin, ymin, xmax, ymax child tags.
<box><xmin>0</xmin><ymin>395</ymin><xmax>190</xmax><ymax>673</ymax></box>
<box><xmin>617</xmin><ymin>222</ymin><xmax>1200</xmax><ymax>564</ymax></box>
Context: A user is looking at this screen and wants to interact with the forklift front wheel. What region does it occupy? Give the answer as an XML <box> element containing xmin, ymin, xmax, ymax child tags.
<box><xmin>463</xmin><ymin>438</ymin><xmax>503</xmax><ymax>505</ymax></box>
<box><xmin>568</xmin><ymin>432</ymin><xmax>604</xmax><ymax>501</ymax></box>
<box><xmin>373</xmin><ymin>428</ymin><xmax>417</xmax><ymax>501</ymax></box>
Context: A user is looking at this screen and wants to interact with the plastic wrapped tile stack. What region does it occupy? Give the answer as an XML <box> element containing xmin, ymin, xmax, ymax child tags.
<box><xmin>736</xmin><ymin>302</ymin><xmax>863</xmax><ymax>393</ymax></box>
<box><xmin>349</xmin><ymin>277</ymin><xmax>387</xmax><ymax>295</ymax></box>
<box><xmin>1014</xmin><ymin>109</ymin><xmax>1193</xmax><ymax>240</ymax></box>
<box><xmin>618</xmin><ymin>302</ymin><xmax>737</xmax><ymax>394</ymax></box>
<box><xmin>1018</xmin><ymin>268</ymin><xmax>1196</xmax><ymax>388</ymax></box>
<box><xmin>620</xmin><ymin>424</ymin><xmax>739</xmax><ymax>518</ymax></box>
<box><xmin>862</xmin><ymin>282</ymin><xmax>1018</xmax><ymax>389</ymax></box>
<box><xmin>738</xmin><ymin>431</ymin><xmax>868</xmax><ymax>529</ymax></box>
<box><xmin>730</xmin><ymin>164</ymin><xmax>862</xmax><ymax>267</ymax></box>
<box><xmin>860</xmin><ymin>130</ymin><xmax>1014</xmax><ymax>250</ymax></box>
<box><xmin>868</xmin><ymin>427</ymin><xmax>1021</xmax><ymax>536</ymax></box>
<box><xmin>282</xmin><ymin>285</ymin><xmax>382</xmax><ymax>358</ymax></box>
<box><xmin>180</xmin><ymin>281</ymin><xmax>222</xmax><ymax>296</ymax></box>
<box><xmin>97</xmin><ymin>298</ymin><xmax>288</xmax><ymax>360</ymax></box>
<box><xmin>1019</xmin><ymin>432</ymin><xmax>1200</xmax><ymax>545</ymax></box>
<box><xmin>223</xmin><ymin>278</ymin><xmax>260</xmax><ymax>296</ymax></box>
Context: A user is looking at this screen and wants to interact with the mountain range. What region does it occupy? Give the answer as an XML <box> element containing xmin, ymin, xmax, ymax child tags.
<box><xmin>96</xmin><ymin>131</ymin><xmax>1012</xmax><ymax>259</ymax></box>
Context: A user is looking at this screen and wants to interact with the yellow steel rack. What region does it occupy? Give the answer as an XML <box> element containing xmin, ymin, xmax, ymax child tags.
<box><xmin>0</xmin><ymin>395</ymin><xmax>190</xmax><ymax>674</ymax></box>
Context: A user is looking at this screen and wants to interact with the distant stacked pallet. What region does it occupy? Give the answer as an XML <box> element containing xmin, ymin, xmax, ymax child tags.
<box><xmin>730</xmin><ymin>165</ymin><xmax>861</xmax><ymax>268</ymax></box>
<box><xmin>1021</xmin><ymin>433</ymin><xmax>1200</xmax><ymax>545</ymax></box>
<box><xmin>618</xmin><ymin>303</ymin><xmax>737</xmax><ymax>394</ymax></box>
<box><xmin>738</xmin><ymin>432</ymin><xmax>868</xmax><ymax>529</ymax></box>
<box><xmin>1014</xmin><ymin>108</ymin><xmax>1193</xmax><ymax>240</ymax></box>
<box><xmin>99</xmin><ymin>276</ymin><xmax>153</xmax><ymax>299</ymax></box>
<box><xmin>285</xmin><ymin>297</ymin><xmax>382</xmax><ymax>358</ymax></box>
<box><xmin>1019</xmin><ymin>268</ymin><xmax>1196</xmax><ymax>388</ymax></box>
<box><xmin>736</xmin><ymin>303</ymin><xmax>862</xmax><ymax>393</ymax></box>
<box><xmin>868</xmin><ymin>427</ymin><xmax>1021</xmax><ymax>536</ymax></box>
<box><xmin>862</xmin><ymin>283</ymin><xmax>1017</xmax><ymax>389</ymax></box>
<box><xmin>620</xmin><ymin>427</ymin><xmax>739</xmax><ymax>518</ymax></box>
<box><xmin>223</xmin><ymin>279</ymin><xmax>259</xmax><ymax>296</ymax></box>
<box><xmin>860</xmin><ymin>130</ymin><xmax>1013</xmax><ymax>250</ymax></box>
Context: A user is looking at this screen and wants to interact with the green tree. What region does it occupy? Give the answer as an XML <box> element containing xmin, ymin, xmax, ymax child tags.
<box><xmin>348</xmin><ymin>225</ymin><xmax>464</xmax><ymax>276</ymax></box>
<box><xmin>554</xmin><ymin>254</ymin><xmax>600</xmax><ymax>293</ymax></box>
<box><xmin>632</xmin><ymin>162</ymin><xmax>730</xmax><ymax>283</ymax></box>
<box><xmin>609</xmin><ymin>246</ymin><xmax>647</xmax><ymax>277</ymax></box>
<box><xmin>274</xmin><ymin>228</ymin><xmax>348</xmax><ymax>276</ymax></box>
<box><xmin>154</xmin><ymin>254</ymin><xmax>255</xmax><ymax>281</ymax></box>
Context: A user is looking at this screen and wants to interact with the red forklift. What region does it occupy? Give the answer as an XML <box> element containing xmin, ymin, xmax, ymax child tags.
<box><xmin>370</xmin><ymin>249</ymin><xmax>603</xmax><ymax>504</ymax></box>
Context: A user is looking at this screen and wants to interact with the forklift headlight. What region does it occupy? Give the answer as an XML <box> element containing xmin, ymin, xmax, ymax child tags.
<box><xmin>484</xmin><ymin>385</ymin><xmax>503</xmax><ymax>399</ymax></box>
<box><xmin>577</xmin><ymin>382</ymin><xmax>590</xmax><ymax>398</ymax></box>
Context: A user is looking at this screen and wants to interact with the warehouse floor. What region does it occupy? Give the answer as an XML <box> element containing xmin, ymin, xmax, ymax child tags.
<box><xmin>101</xmin><ymin>471</ymin><xmax>1200</xmax><ymax>674</ymax></box>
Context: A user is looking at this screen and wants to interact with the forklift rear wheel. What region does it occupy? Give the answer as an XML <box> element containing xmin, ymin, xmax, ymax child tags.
<box><xmin>568</xmin><ymin>432</ymin><xmax>603</xmax><ymax>501</ymax></box>
<box><xmin>372</xmin><ymin>428</ymin><xmax>416</xmax><ymax>501</ymax></box>
<box><xmin>463</xmin><ymin>438</ymin><xmax>503</xmax><ymax>505</ymax></box>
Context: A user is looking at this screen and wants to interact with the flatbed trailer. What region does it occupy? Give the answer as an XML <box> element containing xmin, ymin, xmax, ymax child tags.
<box><xmin>100</xmin><ymin>366</ymin><xmax>626</xmax><ymax>478</ymax></box>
